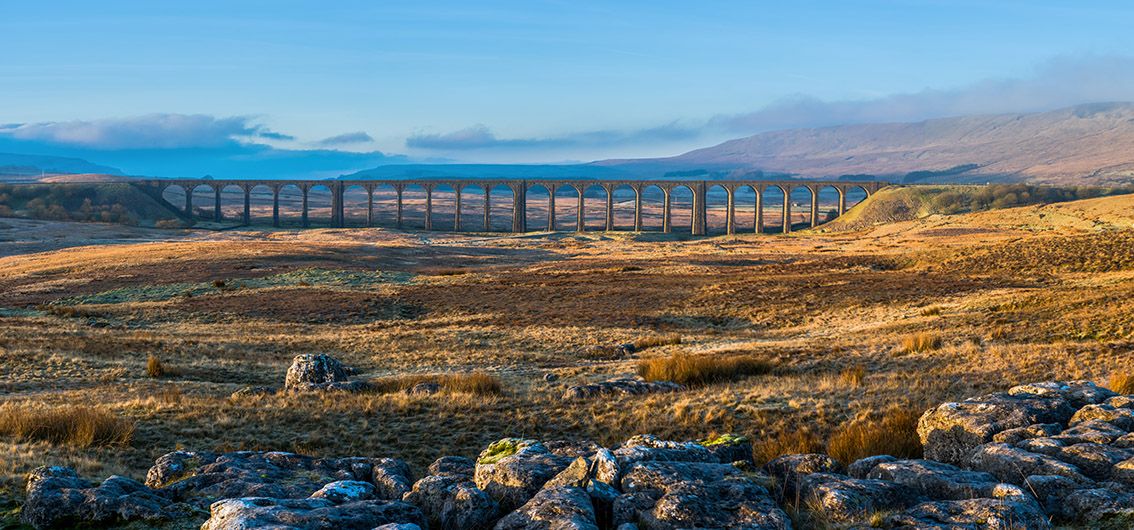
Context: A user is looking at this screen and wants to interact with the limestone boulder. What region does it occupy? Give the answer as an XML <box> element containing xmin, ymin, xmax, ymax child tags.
<box><xmin>372</xmin><ymin>458</ymin><xmax>415</xmax><ymax>500</ymax></box>
<box><xmin>1052</xmin><ymin>443</ymin><xmax>1133</xmax><ymax>481</ymax></box>
<box><xmin>612</xmin><ymin>435</ymin><xmax>717</xmax><ymax>468</ymax></box>
<box><xmin>562</xmin><ymin>379</ymin><xmax>681</xmax><ymax>401</ymax></box>
<box><xmin>310</xmin><ymin>480</ymin><xmax>376</xmax><ymax>504</ymax></box>
<box><xmin>619</xmin><ymin>461</ymin><xmax>742</xmax><ymax>495</ymax></box>
<box><xmin>429</xmin><ymin>455</ymin><xmax>476</xmax><ymax>478</ymax></box>
<box><xmin>1008</xmin><ymin>380</ymin><xmax>1116</xmax><ymax>408</ymax></box>
<box><xmin>403</xmin><ymin>473</ymin><xmax>499</xmax><ymax>530</ymax></box>
<box><xmin>284</xmin><ymin>353</ymin><xmax>355</xmax><ymax>392</ymax></box>
<box><xmin>917</xmin><ymin>390</ymin><xmax>1076</xmax><ymax>466</ymax></box>
<box><xmin>762</xmin><ymin>453</ymin><xmax>842</xmax><ymax>499</ymax></box>
<box><xmin>846</xmin><ymin>455</ymin><xmax>897</xmax><ymax>479</ymax></box>
<box><xmin>1060</xmin><ymin>485</ymin><xmax>1134</xmax><ymax>526</ymax></box>
<box><xmin>21</xmin><ymin>466</ymin><xmax>190</xmax><ymax>529</ymax></box>
<box><xmin>1070</xmin><ymin>403</ymin><xmax>1134</xmax><ymax>431</ymax></box>
<box><xmin>474</xmin><ymin>439</ymin><xmax>572</xmax><ymax>512</ymax></box>
<box><xmin>200</xmin><ymin>497</ymin><xmax>425</xmax><ymax>530</ymax></box>
<box><xmin>797</xmin><ymin>472</ymin><xmax>919</xmax><ymax>523</ymax></box>
<box><xmin>493</xmin><ymin>486</ymin><xmax>599</xmax><ymax>530</ymax></box>
<box><xmin>968</xmin><ymin>443</ymin><xmax>1092</xmax><ymax>486</ymax></box>
<box><xmin>866</xmin><ymin>458</ymin><xmax>1003</xmax><ymax>500</ymax></box>
<box><xmin>880</xmin><ymin>496</ymin><xmax>1051</xmax><ymax>530</ymax></box>
<box><xmin>992</xmin><ymin>423</ymin><xmax>1062</xmax><ymax>444</ymax></box>
<box><xmin>1054</xmin><ymin>420</ymin><xmax>1130</xmax><ymax>445</ymax></box>
<box><xmin>636</xmin><ymin>476</ymin><xmax>789</xmax><ymax>530</ymax></box>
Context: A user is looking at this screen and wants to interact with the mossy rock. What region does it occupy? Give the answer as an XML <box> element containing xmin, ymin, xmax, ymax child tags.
<box><xmin>477</xmin><ymin>438</ymin><xmax>537</xmax><ymax>465</ymax></box>
<box><xmin>699</xmin><ymin>433</ymin><xmax>749</xmax><ymax>447</ymax></box>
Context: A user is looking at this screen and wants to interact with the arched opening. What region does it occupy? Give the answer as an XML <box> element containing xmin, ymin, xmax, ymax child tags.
<box><xmin>815</xmin><ymin>185</ymin><xmax>841</xmax><ymax>225</ymax></box>
<box><xmin>554</xmin><ymin>185</ymin><xmax>580</xmax><ymax>231</ymax></box>
<box><xmin>189</xmin><ymin>184</ymin><xmax>216</xmax><ymax>221</ymax></box>
<box><xmin>459</xmin><ymin>185</ymin><xmax>485</xmax><ymax>231</ymax></box>
<box><xmin>487</xmin><ymin>184</ymin><xmax>514</xmax><ymax>231</ymax></box>
<box><xmin>761</xmin><ymin>185</ymin><xmax>786</xmax><ymax>233</ymax></box>
<box><xmin>668</xmin><ymin>185</ymin><xmax>694</xmax><ymax>233</ymax></box>
<box><xmin>160</xmin><ymin>184</ymin><xmax>188</xmax><ymax>213</ymax></box>
<box><xmin>307</xmin><ymin>184</ymin><xmax>334</xmax><ymax>227</ymax></box>
<box><xmin>733</xmin><ymin>185</ymin><xmax>757</xmax><ymax>233</ymax></box>
<box><xmin>276</xmin><ymin>184</ymin><xmax>303</xmax><ymax>227</ymax></box>
<box><xmin>788</xmin><ymin>185</ymin><xmax>814</xmax><ymax>231</ymax></box>
<box><xmin>526</xmin><ymin>184</ymin><xmax>552</xmax><ymax>231</ymax></box>
<box><xmin>371</xmin><ymin>184</ymin><xmax>398</xmax><ymax>227</ymax></box>
<box><xmin>248</xmin><ymin>184</ymin><xmax>274</xmax><ymax>225</ymax></box>
<box><xmin>582</xmin><ymin>185</ymin><xmax>608</xmax><ymax>231</ymax></box>
<box><xmin>704</xmin><ymin>185</ymin><xmax>730</xmax><ymax>235</ymax></box>
<box><xmin>845</xmin><ymin>185</ymin><xmax>870</xmax><ymax>212</ymax></box>
<box><xmin>611</xmin><ymin>185</ymin><xmax>636</xmax><ymax>230</ymax></box>
<box><xmin>401</xmin><ymin>184</ymin><xmax>427</xmax><ymax>230</ymax></box>
<box><xmin>639</xmin><ymin>185</ymin><xmax>665</xmax><ymax>231</ymax></box>
<box><xmin>342</xmin><ymin>185</ymin><xmax>369</xmax><ymax>227</ymax></box>
<box><xmin>218</xmin><ymin>184</ymin><xmax>245</xmax><ymax>222</ymax></box>
<box><xmin>431</xmin><ymin>184</ymin><xmax>457</xmax><ymax>231</ymax></box>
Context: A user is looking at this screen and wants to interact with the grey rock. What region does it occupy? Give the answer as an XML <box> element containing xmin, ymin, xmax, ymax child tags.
<box><xmin>1009</xmin><ymin>380</ymin><xmax>1116</xmax><ymax>408</ymax></box>
<box><xmin>763</xmin><ymin>453</ymin><xmax>842</xmax><ymax>499</ymax></box>
<box><xmin>543</xmin><ymin>457</ymin><xmax>593</xmax><ymax>489</ymax></box>
<box><xmin>373</xmin><ymin>524</ymin><xmax>422</xmax><ymax>530</ymax></box>
<box><xmin>1070</xmin><ymin>403</ymin><xmax>1134</xmax><ymax>431</ymax></box>
<box><xmin>867</xmin><ymin>459</ymin><xmax>1003</xmax><ymax>500</ymax></box>
<box><xmin>1053</xmin><ymin>443</ymin><xmax>1133</xmax><ymax>481</ymax></box>
<box><xmin>1055</xmin><ymin>420</ymin><xmax>1130</xmax><ymax>445</ymax></box>
<box><xmin>407</xmin><ymin>382</ymin><xmax>441</xmax><ymax>395</ymax></box>
<box><xmin>917</xmin><ymin>390</ymin><xmax>1076</xmax><ymax>465</ymax></box>
<box><xmin>1024</xmin><ymin>474</ymin><xmax>1083</xmax><ymax>517</ymax></box>
<box><xmin>847</xmin><ymin>455</ymin><xmax>897</xmax><ymax>479</ymax></box>
<box><xmin>1061</xmin><ymin>485</ymin><xmax>1134</xmax><ymax>525</ymax></box>
<box><xmin>562</xmin><ymin>379</ymin><xmax>682</xmax><ymax>401</ymax></box>
<box><xmin>544</xmin><ymin>439</ymin><xmax>603</xmax><ymax>459</ymax></box>
<box><xmin>637</xmin><ymin>476</ymin><xmax>790</xmax><ymax>530</ymax></box>
<box><xmin>798</xmin><ymin>472</ymin><xmax>919</xmax><ymax>523</ymax></box>
<box><xmin>968</xmin><ymin>443</ymin><xmax>1092</xmax><ymax>486</ymax></box>
<box><xmin>591</xmin><ymin>448</ymin><xmax>621</xmax><ymax>486</ymax></box>
<box><xmin>285</xmin><ymin>353</ymin><xmax>354</xmax><ymax>392</ymax></box>
<box><xmin>1015</xmin><ymin>436</ymin><xmax>1065</xmax><ymax>456</ymax></box>
<box><xmin>881</xmin><ymin>495</ymin><xmax>1051</xmax><ymax>530</ymax></box>
<box><xmin>543</xmin><ymin>373</ymin><xmax>559</xmax><ymax>383</ymax></box>
<box><xmin>21</xmin><ymin>466</ymin><xmax>184</xmax><ymax>529</ymax></box>
<box><xmin>311</xmin><ymin>480</ymin><xmax>376</xmax><ymax>504</ymax></box>
<box><xmin>372</xmin><ymin>458</ymin><xmax>415</xmax><ymax>500</ymax></box>
<box><xmin>429</xmin><ymin>456</ymin><xmax>476</xmax><ymax>478</ymax></box>
<box><xmin>992</xmin><ymin>423</ymin><xmax>1062</xmax><ymax>444</ymax></box>
<box><xmin>1106</xmin><ymin>395</ymin><xmax>1134</xmax><ymax>409</ymax></box>
<box><xmin>147</xmin><ymin>451</ymin><xmax>382</xmax><ymax>505</ymax></box>
<box><xmin>612</xmin><ymin>435</ymin><xmax>717</xmax><ymax>468</ymax></box>
<box><xmin>612</xmin><ymin>492</ymin><xmax>658</xmax><ymax>528</ymax></box>
<box><xmin>230</xmin><ymin>386</ymin><xmax>278</xmax><ymax>399</ymax></box>
<box><xmin>475</xmin><ymin>439</ymin><xmax>571</xmax><ymax>512</ymax></box>
<box><xmin>201</xmin><ymin>497</ymin><xmax>425</xmax><ymax>530</ymax></box>
<box><xmin>493</xmin><ymin>486</ymin><xmax>599</xmax><ymax>530</ymax></box>
<box><xmin>619</xmin><ymin>461</ymin><xmax>741</xmax><ymax>495</ymax></box>
<box><xmin>403</xmin><ymin>473</ymin><xmax>498</xmax><ymax>530</ymax></box>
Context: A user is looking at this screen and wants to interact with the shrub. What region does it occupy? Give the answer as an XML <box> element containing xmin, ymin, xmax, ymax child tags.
<box><xmin>827</xmin><ymin>407</ymin><xmax>923</xmax><ymax>465</ymax></box>
<box><xmin>146</xmin><ymin>354</ymin><xmax>166</xmax><ymax>378</ymax></box>
<box><xmin>1108</xmin><ymin>372</ymin><xmax>1134</xmax><ymax>395</ymax></box>
<box><xmin>752</xmin><ymin>429</ymin><xmax>823</xmax><ymax>466</ymax></box>
<box><xmin>637</xmin><ymin>353</ymin><xmax>774</xmax><ymax>386</ymax></box>
<box><xmin>839</xmin><ymin>366</ymin><xmax>866</xmax><ymax>388</ymax></box>
<box><xmin>369</xmin><ymin>372</ymin><xmax>504</xmax><ymax>396</ymax></box>
<box><xmin>0</xmin><ymin>403</ymin><xmax>134</xmax><ymax>448</ymax></box>
<box><xmin>898</xmin><ymin>332</ymin><xmax>942</xmax><ymax>355</ymax></box>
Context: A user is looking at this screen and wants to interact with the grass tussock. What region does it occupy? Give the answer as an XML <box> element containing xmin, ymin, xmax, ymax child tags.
<box><xmin>752</xmin><ymin>429</ymin><xmax>823</xmax><ymax>466</ymax></box>
<box><xmin>146</xmin><ymin>354</ymin><xmax>166</xmax><ymax>377</ymax></box>
<box><xmin>0</xmin><ymin>403</ymin><xmax>134</xmax><ymax>448</ymax></box>
<box><xmin>637</xmin><ymin>353</ymin><xmax>775</xmax><ymax>386</ymax></box>
<box><xmin>1108</xmin><ymin>372</ymin><xmax>1134</xmax><ymax>395</ymax></box>
<box><xmin>632</xmin><ymin>333</ymin><xmax>682</xmax><ymax>352</ymax></box>
<box><xmin>826</xmin><ymin>407</ymin><xmax>923</xmax><ymax>465</ymax></box>
<box><xmin>898</xmin><ymin>332</ymin><xmax>942</xmax><ymax>355</ymax></box>
<box><xmin>839</xmin><ymin>366</ymin><xmax>866</xmax><ymax>388</ymax></box>
<box><xmin>369</xmin><ymin>372</ymin><xmax>504</xmax><ymax>396</ymax></box>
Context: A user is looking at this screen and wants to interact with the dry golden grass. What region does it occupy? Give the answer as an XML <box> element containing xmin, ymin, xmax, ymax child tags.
<box><xmin>369</xmin><ymin>372</ymin><xmax>504</xmax><ymax>396</ymax></box>
<box><xmin>637</xmin><ymin>353</ymin><xmax>774</xmax><ymax>386</ymax></box>
<box><xmin>1109</xmin><ymin>372</ymin><xmax>1134</xmax><ymax>394</ymax></box>
<box><xmin>0</xmin><ymin>403</ymin><xmax>133</xmax><ymax>448</ymax></box>
<box><xmin>632</xmin><ymin>333</ymin><xmax>682</xmax><ymax>351</ymax></box>
<box><xmin>839</xmin><ymin>366</ymin><xmax>866</xmax><ymax>388</ymax></box>
<box><xmin>827</xmin><ymin>407</ymin><xmax>923</xmax><ymax>465</ymax></box>
<box><xmin>898</xmin><ymin>332</ymin><xmax>943</xmax><ymax>355</ymax></box>
<box><xmin>753</xmin><ymin>429</ymin><xmax>824</xmax><ymax>466</ymax></box>
<box><xmin>145</xmin><ymin>354</ymin><xmax>166</xmax><ymax>378</ymax></box>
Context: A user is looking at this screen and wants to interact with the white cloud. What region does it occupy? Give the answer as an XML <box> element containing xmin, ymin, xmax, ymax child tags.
<box><xmin>0</xmin><ymin>114</ymin><xmax>292</xmax><ymax>149</ymax></box>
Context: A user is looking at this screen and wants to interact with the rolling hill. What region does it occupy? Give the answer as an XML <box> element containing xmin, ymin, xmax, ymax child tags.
<box><xmin>608</xmin><ymin>103</ymin><xmax>1134</xmax><ymax>185</ymax></box>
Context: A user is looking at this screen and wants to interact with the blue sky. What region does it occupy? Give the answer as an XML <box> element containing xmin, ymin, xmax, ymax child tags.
<box><xmin>3</xmin><ymin>1</ymin><xmax>1134</xmax><ymax>176</ymax></box>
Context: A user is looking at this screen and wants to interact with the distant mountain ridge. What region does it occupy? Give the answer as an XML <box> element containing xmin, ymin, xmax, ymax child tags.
<box><xmin>0</xmin><ymin>152</ymin><xmax>122</xmax><ymax>179</ymax></box>
<box><xmin>615</xmin><ymin>103</ymin><xmax>1134</xmax><ymax>185</ymax></box>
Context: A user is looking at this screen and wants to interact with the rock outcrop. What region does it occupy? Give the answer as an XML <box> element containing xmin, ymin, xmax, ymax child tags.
<box><xmin>562</xmin><ymin>378</ymin><xmax>682</xmax><ymax>401</ymax></box>
<box><xmin>284</xmin><ymin>353</ymin><xmax>369</xmax><ymax>392</ymax></box>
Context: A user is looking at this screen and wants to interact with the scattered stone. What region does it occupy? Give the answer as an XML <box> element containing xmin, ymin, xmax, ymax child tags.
<box><xmin>230</xmin><ymin>385</ymin><xmax>277</xmax><ymax>399</ymax></box>
<box><xmin>285</xmin><ymin>353</ymin><xmax>350</xmax><ymax>389</ymax></box>
<box><xmin>847</xmin><ymin>455</ymin><xmax>897</xmax><ymax>479</ymax></box>
<box><xmin>562</xmin><ymin>378</ymin><xmax>682</xmax><ymax>401</ymax></box>
<box><xmin>493</xmin><ymin>486</ymin><xmax>599</xmax><ymax>530</ymax></box>
<box><xmin>1008</xmin><ymin>381</ymin><xmax>1116</xmax><ymax>408</ymax></box>
<box><xmin>22</xmin><ymin>466</ymin><xmax>187</xmax><ymax>529</ymax></box>
<box><xmin>201</xmin><ymin>497</ymin><xmax>425</xmax><ymax>530</ymax></box>
<box><xmin>543</xmin><ymin>372</ymin><xmax>559</xmax><ymax>383</ymax></box>
<box><xmin>918</xmin><ymin>391</ymin><xmax>1076</xmax><ymax>466</ymax></box>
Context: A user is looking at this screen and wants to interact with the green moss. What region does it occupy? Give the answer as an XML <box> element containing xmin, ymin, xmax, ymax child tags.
<box><xmin>699</xmin><ymin>433</ymin><xmax>749</xmax><ymax>447</ymax></box>
<box><xmin>477</xmin><ymin>438</ymin><xmax>532</xmax><ymax>465</ymax></box>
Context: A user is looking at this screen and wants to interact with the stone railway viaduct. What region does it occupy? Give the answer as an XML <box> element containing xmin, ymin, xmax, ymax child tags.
<box><xmin>139</xmin><ymin>178</ymin><xmax>888</xmax><ymax>236</ymax></box>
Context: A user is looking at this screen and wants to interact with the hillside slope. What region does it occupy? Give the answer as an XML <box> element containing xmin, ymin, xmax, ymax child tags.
<box><xmin>633</xmin><ymin>103</ymin><xmax>1134</xmax><ymax>185</ymax></box>
<box><xmin>0</xmin><ymin>182</ymin><xmax>188</xmax><ymax>227</ymax></box>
